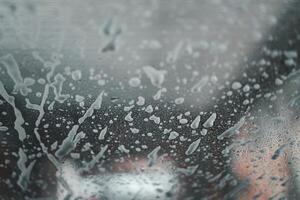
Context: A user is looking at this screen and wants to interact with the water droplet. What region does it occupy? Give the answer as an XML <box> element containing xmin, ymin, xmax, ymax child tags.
<box><xmin>185</xmin><ymin>138</ymin><xmax>201</xmax><ymax>155</ymax></box>
<box><xmin>231</xmin><ymin>82</ymin><xmax>242</xmax><ymax>90</ymax></box>
<box><xmin>125</xmin><ymin>111</ymin><xmax>133</xmax><ymax>122</ymax></box>
<box><xmin>174</xmin><ymin>97</ymin><xmax>184</xmax><ymax>105</ymax></box>
<box><xmin>128</xmin><ymin>77</ymin><xmax>141</xmax><ymax>87</ymax></box>
<box><xmin>203</xmin><ymin>113</ymin><xmax>217</xmax><ymax>128</ymax></box>
<box><xmin>142</xmin><ymin>65</ymin><xmax>167</xmax><ymax>88</ymax></box>
<box><xmin>98</xmin><ymin>126</ymin><xmax>108</xmax><ymax>140</ymax></box>
<box><xmin>190</xmin><ymin>116</ymin><xmax>201</xmax><ymax>129</ymax></box>
<box><xmin>168</xmin><ymin>131</ymin><xmax>179</xmax><ymax>140</ymax></box>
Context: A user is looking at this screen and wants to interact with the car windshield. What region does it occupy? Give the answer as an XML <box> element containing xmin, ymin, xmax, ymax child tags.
<box><xmin>0</xmin><ymin>0</ymin><xmax>300</xmax><ymax>199</ymax></box>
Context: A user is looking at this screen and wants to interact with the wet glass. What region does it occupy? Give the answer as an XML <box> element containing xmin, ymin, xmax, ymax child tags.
<box><xmin>0</xmin><ymin>0</ymin><xmax>300</xmax><ymax>199</ymax></box>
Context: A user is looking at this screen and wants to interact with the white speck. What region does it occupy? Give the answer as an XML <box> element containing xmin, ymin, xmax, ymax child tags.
<box><xmin>147</xmin><ymin>132</ymin><xmax>153</xmax><ymax>137</ymax></box>
<box><xmin>124</xmin><ymin>105</ymin><xmax>134</xmax><ymax>112</ymax></box>
<box><xmin>93</xmin><ymin>129</ymin><xmax>99</xmax><ymax>133</ymax></box>
<box><xmin>98</xmin><ymin>126</ymin><xmax>108</xmax><ymax>140</ymax></box>
<box><xmin>168</xmin><ymin>131</ymin><xmax>179</xmax><ymax>140</ymax></box>
<box><xmin>81</xmin><ymin>142</ymin><xmax>92</xmax><ymax>152</ymax></box>
<box><xmin>284</xmin><ymin>50</ymin><xmax>298</xmax><ymax>58</ymax></box>
<box><xmin>71</xmin><ymin>70</ymin><xmax>82</xmax><ymax>81</ymax></box>
<box><xmin>70</xmin><ymin>153</ymin><xmax>80</xmax><ymax>159</ymax></box>
<box><xmin>242</xmin><ymin>85</ymin><xmax>250</xmax><ymax>92</ymax></box>
<box><xmin>285</xmin><ymin>58</ymin><xmax>296</xmax><ymax>66</ymax></box>
<box><xmin>97</xmin><ymin>79</ymin><xmax>106</xmax><ymax>86</ymax></box>
<box><xmin>37</xmin><ymin>78</ymin><xmax>46</xmax><ymax>85</ymax></box>
<box><xmin>118</xmin><ymin>145</ymin><xmax>130</xmax><ymax>153</ymax></box>
<box><xmin>150</xmin><ymin>40</ymin><xmax>162</xmax><ymax>49</ymax></box>
<box><xmin>185</xmin><ymin>138</ymin><xmax>201</xmax><ymax>155</ymax></box>
<box><xmin>125</xmin><ymin>111</ymin><xmax>133</xmax><ymax>122</ymax></box>
<box><xmin>142</xmin><ymin>65</ymin><xmax>167</xmax><ymax>88</ymax></box>
<box><xmin>153</xmin><ymin>88</ymin><xmax>167</xmax><ymax>100</ymax></box>
<box><xmin>190</xmin><ymin>116</ymin><xmax>201</xmax><ymax>129</ymax></box>
<box><xmin>191</xmin><ymin>76</ymin><xmax>209</xmax><ymax>93</ymax></box>
<box><xmin>264</xmin><ymin>93</ymin><xmax>272</xmax><ymax>98</ymax></box>
<box><xmin>163</xmin><ymin>129</ymin><xmax>171</xmax><ymax>134</ymax></box>
<box><xmin>130</xmin><ymin>128</ymin><xmax>139</xmax><ymax>134</ymax></box>
<box><xmin>200</xmin><ymin>129</ymin><xmax>207</xmax><ymax>136</ymax></box>
<box><xmin>203</xmin><ymin>113</ymin><xmax>217</xmax><ymax>128</ymax></box>
<box><xmin>48</xmin><ymin>101</ymin><xmax>55</xmax><ymax>110</ymax></box>
<box><xmin>145</xmin><ymin>105</ymin><xmax>154</xmax><ymax>113</ymax></box>
<box><xmin>275</xmin><ymin>78</ymin><xmax>283</xmax><ymax>86</ymax></box>
<box><xmin>185</xmin><ymin>112</ymin><xmax>191</xmax><ymax>116</ymax></box>
<box><xmin>149</xmin><ymin>115</ymin><xmax>160</xmax><ymax>124</ymax></box>
<box><xmin>231</xmin><ymin>82</ymin><xmax>242</xmax><ymax>90</ymax></box>
<box><xmin>253</xmin><ymin>84</ymin><xmax>260</xmax><ymax>90</ymax></box>
<box><xmin>128</xmin><ymin>77</ymin><xmax>141</xmax><ymax>87</ymax></box>
<box><xmin>179</xmin><ymin>118</ymin><xmax>188</xmax><ymax>124</ymax></box>
<box><xmin>75</xmin><ymin>95</ymin><xmax>85</xmax><ymax>103</ymax></box>
<box><xmin>0</xmin><ymin>126</ymin><xmax>8</xmax><ymax>131</ymax></box>
<box><xmin>175</xmin><ymin>97</ymin><xmax>184</xmax><ymax>104</ymax></box>
<box><xmin>226</xmin><ymin>92</ymin><xmax>233</xmax><ymax>98</ymax></box>
<box><xmin>36</xmin><ymin>92</ymin><xmax>42</xmax><ymax>97</ymax></box>
<box><xmin>242</xmin><ymin>99</ymin><xmax>250</xmax><ymax>105</ymax></box>
<box><xmin>136</xmin><ymin>96</ymin><xmax>145</xmax><ymax>106</ymax></box>
<box><xmin>210</xmin><ymin>75</ymin><xmax>218</xmax><ymax>83</ymax></box>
